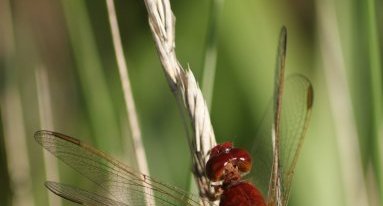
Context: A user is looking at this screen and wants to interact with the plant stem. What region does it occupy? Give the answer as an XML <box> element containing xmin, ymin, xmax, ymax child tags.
<box><xmin>366</xmin><ymin>0</ymin><xmax>383</xmax><ymax>203</ymax></box>
<box><xmin>316</xmin><ymin>0</ymin><xmax>370</xmax><ymax>205</ymax></box>
<box><xmin>35</xmin><ymin>66</ymin><xmax>62</xmax><ymax>206</ymax></box>
<box><xmin>201</xmin><ymin>0</ymin><xmax>225</xmax><ymax>110</ymax></box>
<box><xmin>105</xmin><ymin>0</ymin><xmax>152</xmax><ymax>205</ymax></box>
<box><xmin>60</xmin><ymin>0</ymin><xmax>120</xmax><ymax>150</ymax></box>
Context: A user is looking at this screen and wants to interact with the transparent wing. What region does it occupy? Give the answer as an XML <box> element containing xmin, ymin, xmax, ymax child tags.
<box><xmin>35</xmin><ymin>130</ymin><xmax>202</xmax><ymax>206</ymax></box>
<box><xmin>250</xmin><ymin>76</ymin><xmax>313</xmax><ymax>205</ymax></box>
<box><xmin>250</xmin><ymin>27</ymin><xmax>314</xmax><ymax>206</ymax></box>
<box><xmin>271</xmin><ymin>26</ymin><xmax>287</xmax><ymax>206</ymax></box>
<box><xmin>250</xmin><ymin>27</ymin><xmax>287</xmax><ymax>202</ymax></box>
<box><xmin>280</xmin><ymin>75</ymin><xmax>313</xmax><ymax>205</ymax></box>
<box><xmin>45</xmin><ymin>181</ymin><xmax>128</xmax><ymax>206</ymax></box>
<box><xmin>249</xmin><ymin>98</ymin><xmax>273</xmax><ymax>197</ymax></box>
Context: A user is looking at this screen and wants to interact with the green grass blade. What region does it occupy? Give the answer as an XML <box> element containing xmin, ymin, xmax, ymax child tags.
<box><xmin>365</xmin><ymin>0</ymin><xmax>383</xmax><ymax>203</ymax></box>
<box><xmin>60</xmin><ymin>0</ymin><xmax>120</xmax><ymax>150</ymax></box>
<box><xmin>201</xmin><ymin>0</ymin><xmax>225</xmax><ymax>110</ymax></box>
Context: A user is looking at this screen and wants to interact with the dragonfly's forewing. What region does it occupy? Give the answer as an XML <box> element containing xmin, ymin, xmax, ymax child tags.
<box><xmin>250</xmin><ymin>27</ymin><xmax>287</xmax><ymax>204</ymax></box>
<box><xmin>45</xmin><ymin>181</ymin><xmax>128</xmax><ymax>206</ymax></box>
<box><xmin>249</xmin><ymin>104</ymin><xmax>273</xmax><ymax>197</ymax></box>
<box><xmin>35</xmin><ymin>130</ymin><xmax>202</xmax><ymax>206</ymax></box>
<box><xmin>249</xmin><ymin>76</ymin><xmax>312</xmax><ymax>200</ymax></box>
<box><xmin>279</xmin><ymin>75</ymin><xmax>313</xmax><ymax>205</ymax></box>
<box><xmin>270</xmin><ymin>26</ymin><xmax>287</xmax><ymax>206</ymax></box>
<box><xmin>250</xmin><ymin>27</ymin><xmax>313</xmax><ymax>206</ymax></box>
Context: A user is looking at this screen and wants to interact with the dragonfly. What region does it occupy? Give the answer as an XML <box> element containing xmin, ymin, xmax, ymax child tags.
<box><xmin>34</xmin><ymin>26</ymin><xmax>313</xmax><ymax>206</ymax></box>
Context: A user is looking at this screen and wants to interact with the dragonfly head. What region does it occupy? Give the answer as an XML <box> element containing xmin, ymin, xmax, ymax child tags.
<box><xmin>206</xmin><ymin>142</ymin><xmax>252</xmax><ymax>183</ymax></box>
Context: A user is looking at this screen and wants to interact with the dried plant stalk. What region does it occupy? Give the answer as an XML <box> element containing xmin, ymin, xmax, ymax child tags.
<box><xmin>1</xmin><ymin>89</ymin><xmax>35</xmax><ymax>206</ymax></box>
<box><xmin>316</xmin><ymin>1</ymin><xmax>370</xmax><ymax>206</ymax></box>
<box><xmin>35</xmin><ymin>65</ymin><xmax>62</xmax><ymax>206</ymax></box>
<box><xmin>143</xmin><ymin>0</ymin><xmax>217</xmax><ymax>204</ymax></box>
<box><xmin>1</xmin><ymin>0</ymin><xmax>34</xmax><ymax>205</ymax></box>
<box><xmin>105</xmin><ymin>0</ymin><xmax>152</xmax><ymax>205</ymax></box>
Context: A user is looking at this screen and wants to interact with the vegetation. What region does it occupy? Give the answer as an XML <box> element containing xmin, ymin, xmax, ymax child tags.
<box><xmin>0</xmin><ymin>0</ymin><xmax>381</xmax><ymax>205</ymax></box>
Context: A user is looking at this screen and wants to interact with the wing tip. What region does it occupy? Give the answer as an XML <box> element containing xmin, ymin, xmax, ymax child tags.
<box><xmin>307</xmin><ymin>84</ymin><xmax>314</xmax><ymax>109</ymax></box>
<box><xmin>34</xmin><ymin>130</ymin><xmax>81</xmax><ymax>146</ymax></box>
<box><xmin>45</xmin><ymin>181</ymin><xmax>84</xmax><ymax>205</ymax></box>
<box><xmin>280</xmin><ymin>26</ymin><xmax>287</xmax><ymax>53</ymax></box>
<box><xmin>34</xmin><ymin>130</ymin><xmax>50</xmax><ymax>144</ymax></box>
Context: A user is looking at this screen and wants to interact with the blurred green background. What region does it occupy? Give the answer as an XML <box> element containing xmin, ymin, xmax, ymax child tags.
<box><xmin>0</xmin><ymin>0</ymin><xmax>382</xmax><ymax>205</ymax></box>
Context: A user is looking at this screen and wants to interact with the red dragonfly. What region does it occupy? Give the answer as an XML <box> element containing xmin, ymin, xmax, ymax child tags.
<box><xmin>35</xmin><ymin>27</ymin><xmax>313</xmax><ymax>206</ymax></box>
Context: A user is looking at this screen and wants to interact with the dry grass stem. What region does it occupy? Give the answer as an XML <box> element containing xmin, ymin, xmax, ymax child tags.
<box><xmin>317</xmin><ymin>1</ymin><xmax>370</xmax><ymax>205</ymax></box>
<box><xmin>105</xmin><ymin>0</ymin><xmax>152</xmax><ymax>205</ymax></box>
<box><xmin>35</xmin><ymin>66</ymin><xmax>62</xmax><ymax>206</ymax></box>
<box><xmin>143</xmin><ymin>0</ymin><xmax>217</xmax><ymax>204</ymax></box>
<box><xmin>1</xmin><ymin>89</ymin><xmax>35</xmax><ymax>206</ymax></box>
<box><xmin>201</xmin><ymin>0</ymin><xmax>225</xmax><ymax>110</ymax></box>
<box><xmin>1</xmin><ymin>0</ymin><xmax>34</xmax><ymax>205</ymax></box>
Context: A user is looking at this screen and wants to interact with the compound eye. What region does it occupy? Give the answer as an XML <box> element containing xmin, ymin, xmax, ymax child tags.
<box><xmin>230</xmin><ymin>148</ymin><xmax>252</xmax><ymax>173</ymax></box>
<box><xmin>205</xmin><ymin>144</ymin><xmax>252</xmax><ymax>182</ymax></box>
<box><xmin>206</xmin><ymin>152</ymin><xmax>230</xmax><ymax>181</ymax></box>
<box><xmin>209</xmin><ymin>142</ymin><xmax>233</xmax><ymax>157</ymax></box>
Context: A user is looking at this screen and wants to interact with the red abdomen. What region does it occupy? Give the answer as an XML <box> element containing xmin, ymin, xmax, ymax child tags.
<box><xmin>220</xmin><ymin>182</ymin><xmax>266</xmax><ymax>206</ymax></box>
